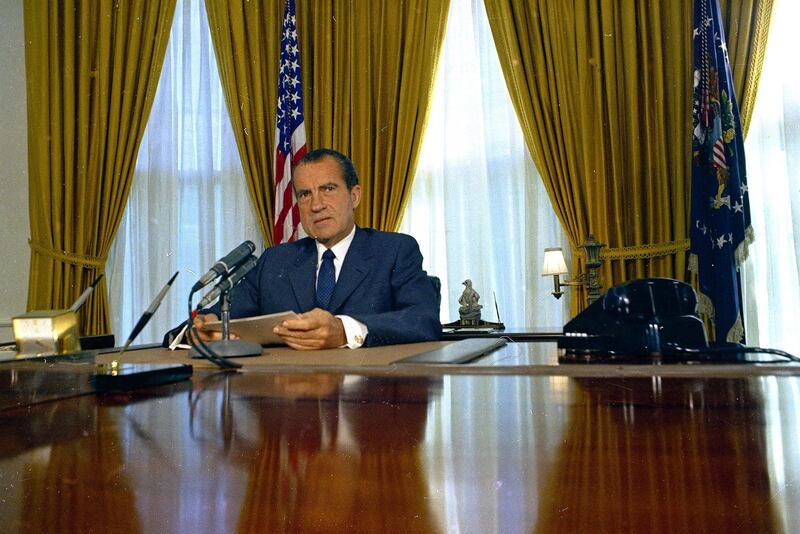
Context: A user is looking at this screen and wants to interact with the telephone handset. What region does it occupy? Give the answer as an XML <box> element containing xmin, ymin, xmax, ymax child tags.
<box><xmin>559</xmin><ymin>278</ymin><xmax>708</xmax><ymax>357</ymax></box>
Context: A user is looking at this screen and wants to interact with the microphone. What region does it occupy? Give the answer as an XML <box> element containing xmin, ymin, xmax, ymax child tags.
<box><xmin>196</xmin><ymin>255</ymin><xmax>258</xmax><ymax>309</ymax></box>
<box><xmin>192</xmin><ymin>240</ymin><xmax>256</xmax><ymax>292</ymax></box>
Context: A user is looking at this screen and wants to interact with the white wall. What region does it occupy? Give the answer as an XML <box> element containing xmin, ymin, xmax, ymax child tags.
<box><xmin>0</xmin><ymin>0</ymin><xmax>30</xmax><ymax>341</ymax></box>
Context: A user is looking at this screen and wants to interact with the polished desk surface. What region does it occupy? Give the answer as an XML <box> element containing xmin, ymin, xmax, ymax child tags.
<box><xmin>2</xmin><ymin>342</ymin><xmax>800</xmax><ymax>533</ymax></box>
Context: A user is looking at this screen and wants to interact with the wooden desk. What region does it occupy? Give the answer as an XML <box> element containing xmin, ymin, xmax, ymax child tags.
<box><xmin>1</xmin><ymin>345</ymin><xmax>800</xmax><ymax>533</ymax></box>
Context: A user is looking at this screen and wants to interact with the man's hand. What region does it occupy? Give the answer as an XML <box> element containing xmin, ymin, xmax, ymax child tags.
<box><xmin>189</xmin><ymin>313</ymin><xmax>240</xmax><ymax>343</ymax></box>
<box><xmin>273</xmin><ymin>308</ymin><xmax>346</xmax><ymax>350</ymax></box>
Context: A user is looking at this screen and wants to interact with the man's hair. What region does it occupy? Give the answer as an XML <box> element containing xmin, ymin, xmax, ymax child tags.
<box><xmin>294</xmin><ymin>148</ymin><xmax>359</xmax><ymax>189</ymax></box>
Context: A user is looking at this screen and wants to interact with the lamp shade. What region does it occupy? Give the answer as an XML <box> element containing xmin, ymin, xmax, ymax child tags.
<box><xmin>542</xmin><ymin>248</ymin><xmax>568</xmax><ymax>276</ymax></box>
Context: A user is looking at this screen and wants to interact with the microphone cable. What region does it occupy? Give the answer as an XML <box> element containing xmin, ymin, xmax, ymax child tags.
<box><xmin>561</xmin><ymin>342</ymin><xmax>800</xmax><ymax>364</ymax></box>
<box><xmin>660</xmin><ymin>343</ymin><xmax>800</xmax><ymax>363</ymax></box>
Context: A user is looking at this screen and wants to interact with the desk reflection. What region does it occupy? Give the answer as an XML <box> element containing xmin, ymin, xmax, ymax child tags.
<box><xmin>1</xmin><ymin>371</ymin><xmax>799</xmax><ymax>533</ymax></box>
<box><xmin>8</xmin><ymin>404</ymin><xmax>140</xmax><ymax>534</ymax></box>
<box><xmin>232</xmin><ymin>374</ymin><xmax>440</xmax><ymax>533</ymax></box>
<box><xmin>534</xmin><ymin>377</ymin><xmax>779</xmax><ymax>533</ymax></box>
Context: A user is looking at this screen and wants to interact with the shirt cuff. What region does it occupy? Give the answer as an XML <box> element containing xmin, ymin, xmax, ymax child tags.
<box><xmin>337</xmin><ymin>315</ymin><xmax>368</xmax><ymax>348</ymax></box>
<box><xmin>167</xmin><ymin>323</ymin><xmax>190</xmax><ymax>350</ymax></box>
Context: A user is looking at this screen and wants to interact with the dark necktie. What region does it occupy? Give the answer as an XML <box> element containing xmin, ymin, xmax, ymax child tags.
<box><xmin>316</xmin><ymin>249</ymin><xmax>336</xmax><ymax>309</ymax></box>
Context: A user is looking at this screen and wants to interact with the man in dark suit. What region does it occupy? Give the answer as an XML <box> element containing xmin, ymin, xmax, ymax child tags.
<box><xmin>192</xmin><ymin>148</ymin><xmax>441</xmax><ymax>349</ymax></box>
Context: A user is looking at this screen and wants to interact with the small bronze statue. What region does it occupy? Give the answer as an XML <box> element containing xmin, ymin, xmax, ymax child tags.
<box><xmin>458</xmin><ymin>279</ymin><xmax>483</xmax><ymax>326</ymax></box>
<box><xmin>443</xmin><ymin>278</ymin><xmax>505</xmax><ymax>331</ymax></box>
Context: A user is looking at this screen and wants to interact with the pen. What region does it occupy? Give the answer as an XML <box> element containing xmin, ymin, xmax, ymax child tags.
<box><xmin>118</xmin><ymin>271</ymin><xmax>179</xmax><ymax>356</ymax></box>
<box><xmin>69</xmin><ymin>274</ymin><xmax>104</xmax><ymax>312</ymax></box>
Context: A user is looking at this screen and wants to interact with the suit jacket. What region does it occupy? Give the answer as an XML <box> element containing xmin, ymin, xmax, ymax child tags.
<box><xmin>186</xmin><ymin>227</ymin><xmax>441</xmax><ymax>347</ymax></box>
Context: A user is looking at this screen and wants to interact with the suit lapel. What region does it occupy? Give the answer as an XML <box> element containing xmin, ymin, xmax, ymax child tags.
<box><xmin>328</xmin><ymin>227</ymin><xmax>371</xmax><ymax>312</ymax></box>
<box><xmin>288</xmin><ymin>239</ymin><xmax>318</xmax><ymax>311</ymax></box>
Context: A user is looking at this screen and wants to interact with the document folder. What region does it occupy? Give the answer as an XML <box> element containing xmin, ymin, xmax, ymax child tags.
<box><xmin>398</xmin><ymin>338</ymin><xmax>506</xmax><ymax>364</ymax></box>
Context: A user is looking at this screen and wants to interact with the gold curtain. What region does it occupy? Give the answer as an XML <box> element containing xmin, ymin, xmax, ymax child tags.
<box><xmin>204</xmin><ymin>0</ymin><xmax>284</xmax><ymax>246</ymax></box>
<box><xmin>485</xmin><ymin>0</ymin><xmax>692</xmax><ymax>313</ymax></box>
<box><xmin>24</xmin><ymin>0</ymin><xmax>176</xmax><ymax>335</ymax></box>
<box><xmin>207</xmin><ymin>0</ymin><xmax>448</xmax><ymax>239</ymax></box>
<box><xmin>299</xmin><ymin>0</ymin><xmax>450</xmax><ymax>231</ymax></box>
<box><xmin>720</xmin><ymin>0</ymin><xmax>775</xmax><ymax>137</ymax></box>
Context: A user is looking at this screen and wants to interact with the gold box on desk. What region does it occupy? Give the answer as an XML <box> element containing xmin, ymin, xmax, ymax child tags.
<box><xmin>12</xmin><ymin>310</ymin><xmax>81</xmax><ymax>357</ymax></box>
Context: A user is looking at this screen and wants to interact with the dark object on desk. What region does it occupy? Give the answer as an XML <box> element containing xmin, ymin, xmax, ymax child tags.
<box><xmin>442</xmin><ymin>327</ymin><xmax>560</xmax><ymax>341</ymax></box>
<box><xmin>79</xmin><ymin>334</ymin><xmax>115</xmax><ymax>350</ymax></box>
<box><xmin>398</xmin><ymin>338</ymin><xmax>507</xmax><ymax>364</ymax></box>
<box><xmin>92</xmin><ymin>362</ymin><xmax>193</xmax><ymax>393</ymax></box>
<box><xmin>559</xmin><ymin>278</ymin><xmax>708</xmax><ymax>358</ymax></box>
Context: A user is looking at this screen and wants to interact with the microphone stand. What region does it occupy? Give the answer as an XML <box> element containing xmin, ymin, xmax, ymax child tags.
<box><xmin>189</xmin><ymin>289</ymin><xmax>262</xmax><ymax>359</ymax></box>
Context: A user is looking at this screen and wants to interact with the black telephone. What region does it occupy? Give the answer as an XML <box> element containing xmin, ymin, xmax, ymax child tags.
<box><xmin>559</xmin><ymin>278</ymin><xmax>708</xmax><ymax>357</ymax></box>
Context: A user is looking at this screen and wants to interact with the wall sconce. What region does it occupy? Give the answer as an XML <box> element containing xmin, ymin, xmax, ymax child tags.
<box><xmin>542</xmin><ymin>234</ymin><xmax>605</xmax><ymax>305</ymax></box>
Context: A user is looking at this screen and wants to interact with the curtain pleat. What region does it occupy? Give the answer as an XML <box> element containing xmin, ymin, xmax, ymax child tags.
<box><xmin>204</xmin><ymin>0</ymin><xmax>284</xmax><ymax>246</ymax></box>
<box><xmin>486</xmin><ymin>0</ymin><xmax>775</xmax><ymax>315</ymax></box>
<box><xmin>207</xmin><ymin>1</ymin><xmax>448</xmax><ymax>236</ymax></box>
<box><xmin>485</xmin><ymin>0</ymin><xmax>692</xmax><ymax>313</ymax></box>
<box><xmin>24</xmin><ymin>0</ymin><xmax>176</xmax><ymax>335</ymax></box>
<box><xmin>303</xmin><ymin>0</ymin><xmax>449</xmax><ymax>231</ymax></box>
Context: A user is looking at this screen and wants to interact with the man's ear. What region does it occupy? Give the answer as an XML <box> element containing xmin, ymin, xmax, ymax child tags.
<box><xmin>350</xmin><ymin>184</ymin><xmax>362</xmax><ymax>209</ymax></box>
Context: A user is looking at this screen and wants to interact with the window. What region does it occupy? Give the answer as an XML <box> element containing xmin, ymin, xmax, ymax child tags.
<box><xmin>107</xmin><ymin>0</ymin><xmax>260</xmax><ymax>345</ymax></box>
<box><xmin>108</xmin><ymin>0</ymin><xmax>571</xmax><ymax>344</ymax></box>
<box><xmin>742</xmin><ymin>0</ymin><xmax>800</xmax><ymax>353</ymax></box>
<box><xmin>399</xmin><ymin>0</ymin><xmax>570</xmax><ymax>328</ymax></box>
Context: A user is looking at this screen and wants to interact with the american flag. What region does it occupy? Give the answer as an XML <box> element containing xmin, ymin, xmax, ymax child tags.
<box><xmin>273</xmin><ymin>0</ymin><xmax>306</xmax><ymax>243</ymax></box>
<box><xmin>689</xmin><ymin>0</ymin><xmax>752</xmax><ymax>342</ymax></box>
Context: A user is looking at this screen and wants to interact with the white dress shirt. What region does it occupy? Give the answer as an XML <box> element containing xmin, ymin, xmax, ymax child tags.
<box><xmin>315</xmin><ymin>225</ymin><xmax>369</xmax><ymax>348</ymax></box>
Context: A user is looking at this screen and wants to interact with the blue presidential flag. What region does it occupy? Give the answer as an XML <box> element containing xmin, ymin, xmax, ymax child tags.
<box><xmin>689</xmin><ymin>0</ymin><xmax>753</xmax><ymax>342</ymax></box>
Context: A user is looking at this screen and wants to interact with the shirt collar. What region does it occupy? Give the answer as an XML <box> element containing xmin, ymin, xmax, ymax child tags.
<box><xmin>315</xmin><ymin>224</ymin><xmax>356</xmax><ymax>264</ymax></box>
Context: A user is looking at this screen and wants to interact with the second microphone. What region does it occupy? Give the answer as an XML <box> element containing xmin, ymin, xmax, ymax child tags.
<box><xmin>196</xmin><ymin>255</ymin><xmax>258</xmax><ymax>309</ymax></box>
<box><xmin>192</xmin><ymin>240</ymin><xmax>256</xmax><ymax>292</ymax></box>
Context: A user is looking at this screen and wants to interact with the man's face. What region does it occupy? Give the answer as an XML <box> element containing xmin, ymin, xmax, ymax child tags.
<box><xmin>293</xmin><ymin>156</ymin><xmax>361</xmax><ymax>247</ymax></box>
